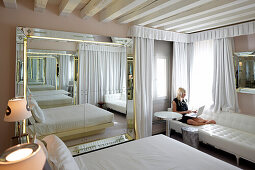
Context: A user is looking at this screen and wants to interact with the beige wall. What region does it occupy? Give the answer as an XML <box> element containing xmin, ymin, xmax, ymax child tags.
<box><xmin>234</xmin><ymin>33</ymin><xmax>255</xmax><ymax>52</ymax></box>
<box><xmin>0</xmin><ymin>0</ymin><xmax>128</xmax><ymax>153</ymax></box>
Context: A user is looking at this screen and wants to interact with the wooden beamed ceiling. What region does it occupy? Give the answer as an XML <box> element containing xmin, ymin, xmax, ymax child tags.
<box><xmin>3</xmin><ymin>0</ymin><xmax>255</xmax><ymax>33</ymax></box>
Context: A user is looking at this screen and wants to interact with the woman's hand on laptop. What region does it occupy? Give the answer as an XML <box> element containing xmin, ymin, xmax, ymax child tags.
<box><xmin>186</xmin><ymin>110</ymin><xmax>192</xmax><ymax>113</ymax></box>
<box><xmin>192</xmin><ymin>110</ymin><xmax>197</xmax><ymax>113</ymax></box>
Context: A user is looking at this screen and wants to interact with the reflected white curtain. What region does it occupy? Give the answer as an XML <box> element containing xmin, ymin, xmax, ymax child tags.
<box><xmin>171</xmin><ymin>42</ymin><xmax>193</xmax><ymax>102</ymax></box>
<box><xmin>32</xmin><ymin>59</ymin><xmax>37</xmax><ymax>80</ymax></box>
<box><xmin>190</xmin><ymin>40</ymin><xmax>214</xmax><ymax>108</ymax></box>
<box><xmin>39</xmin><ymin>59</ymin><xmax>44</xmax><ymax>81</ymax></box>
<box><xmin>211</xmin><ymin>38</ymin><xmax>239</xmax><ymax>112</ymax></box>
<box><xmin>79</xmin><ymin>43</ymin><xmax>126</xmax><ymax>105</ymax></box>
<box><xmin>45</xmin><ymin>58</ymin><xmax>56</xmax><ymax>86</ymax></box>
<box><xmin>135</xmin><ymin>37</ymin><xmax>154</xmax><ymax>138</ymax></box>
<box><xmin>59</xmin><ymin>55</ymin><xmax>70</xmax><ymax>91</ymax></box>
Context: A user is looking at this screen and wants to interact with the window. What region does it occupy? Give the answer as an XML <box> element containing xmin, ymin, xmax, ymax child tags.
<box><xmin>154</xmin><ymin>56</ymin><xmax>168</xmax><ymax>99</ymax></box>
<box><xmin>156</xmin><ymin>58</ymin><xmax>167</xmax><ymax>98</ymax></box>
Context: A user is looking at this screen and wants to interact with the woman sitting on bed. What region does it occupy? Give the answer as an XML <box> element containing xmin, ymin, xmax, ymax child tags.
<box><xmin>172</xmin><ymin>87</ymin><xmax>216</xmax><ymax>126</ymax></box>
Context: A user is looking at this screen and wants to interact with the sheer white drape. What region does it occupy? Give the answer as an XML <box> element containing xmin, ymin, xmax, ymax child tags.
<box><xmin>134</xmin><ymin>37</ymin><xmax>154</xmax><ymax>138</ymax></box>
<box><xmin>79</xmin><ymin>43</ymin><xmax>126</xmax><ymax>105</ymax></box>
<box><xmin>211</xmin><ymin>38</ymin><xmax>239</xmax><ymax>112</ymax></box>
<box><xmin>130</xmin><ymin>20</ymin><xmax>255</xmax><ymax>43</ymax></box>
<box><xmin>39</xmin><ymin>59</ymin><xmax>44</xmax><ymax>81</ymax></box>
<box><xmin>28</xmin><ymin>59</ymin><xmax>44</xmax><ymax>82</ymax></box>
<box><xmin>171</xmin><ymin>42</ymin><xmax>193</xmax><ymax>102</ymax></box>
<box><xmin>129</xmin><ymin>25</ymin><xmax>188</xmax><ymax>43</ymax></box>
<box><xmin>32</xmin><ymin>59</ymin><xmax>37</xmax><ymax>80</ymax></box>
<box><xmin>59</xmin><ymin>55</ymin><xmax>70</xmax><ymax>91</ymax></box>
<box><xmin>189</xmin><ymin>40</ymin><xmax>214</xmax><ymax>109</ymax></box>
<box><xmin>45</xmin><ymin>58</ymin><xmax>56</xmax><ymax>86</ymax></box>
<box><xmin>190</xmin><ymin>20</ymin><xmax>255</xmax><ymax>42</ymax></box>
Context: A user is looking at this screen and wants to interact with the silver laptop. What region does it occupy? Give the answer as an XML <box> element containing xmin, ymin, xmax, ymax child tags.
<box><xmin>185</xmin><ymin>105</ymin><xmax>205</xmax><ymax>118</ymax></box>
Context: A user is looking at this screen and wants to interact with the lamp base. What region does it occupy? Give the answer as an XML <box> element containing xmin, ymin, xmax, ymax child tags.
<box><xmin>11</xmin><ymin>133</ymin><xmax>30</xmax><ymax>146</ymax></box>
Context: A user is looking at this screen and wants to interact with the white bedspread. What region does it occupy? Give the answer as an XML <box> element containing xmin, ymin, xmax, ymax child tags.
<box><xmin>74</xmin><ymin>135</ymin><xmax>239</xmax><ymax>170</ymax></box>
<box><xmin>30</xmin><ymin>104</ymin><xmax>114</xmax><ymax>136</ymax></box>
<box><xmin>31</xmin><ymin>90</ymin><xmax>69</xmax><ymax>97</ymax></box>
<box><xmin>33</xmin><ymin>94</ymin><xmax>73</xmax><ymax>108</ymax></box>
<box><xmin>28</xmin><ymin>84</ymin><xmax>55</xmax><ymax>91</ymax></box>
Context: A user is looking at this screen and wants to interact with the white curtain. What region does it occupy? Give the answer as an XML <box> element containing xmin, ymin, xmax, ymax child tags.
<box><xmin>130</xmin><ymin>20</ymin><xmax>255</xmax><ymax>43</ymax></box>
<box><xmin>128</xmin><ymin>25</ymin><xmax>188</xmax><ymax>43</ymax></box>
<box><xmin>45</xmin><ymin>58</ymin><xmax>56</xmax><ymax>86</ymax></box>
<box><xmin>39</xmin><ymin>59</ymin><xmax>44</xmax><ymax>81</ymax></box>
<box><xmin>79</xmin><ymin>43</ymin><xmax>126</xmax><ymax>105</ymax></box>
<box><xmin>59</xmin><ymin>55</ymin><xmax>70</xmax><ymax>91</ymax></box>
<box><xmin>189</xmin><ymin>40</ymin><xmax>214</xmax><ymax>109</ymax></box>
<box><xmin>134</xmin><ymin>37</ymin><xmax>154</xmax><ymax>138</ymax></box>
<box><xmin>171</xmin><ymin>42</ymin><xmax>193</xmax><ymax>102</ymax></box>
<box><xmin>32</xmin><ymin>59</ymin><xmax>37</xmax><ymax>80</ymax></box>
<box><xmin>190</xmin><ymin>20</ymin><xmax>255</xmax><ymax>42</ymax></box>
<box><xmin>211</xmin><ymin>38</ymin><xmax>239</xmax><ymax>112</ymax></box>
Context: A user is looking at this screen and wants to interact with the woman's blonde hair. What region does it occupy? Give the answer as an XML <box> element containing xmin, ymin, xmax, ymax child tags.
<box><xmin>177</xmin><ymin>87</ymin><xmax>186</xmax><ymax>100</ymax></box>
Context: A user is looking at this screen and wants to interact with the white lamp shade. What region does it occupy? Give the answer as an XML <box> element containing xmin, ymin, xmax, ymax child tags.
<box><xmin>4</xmin><ymin>97</ymin><xmax>32</xmax><ymax>122</ymax></box>
<box><xmin>0</xmin><ymin>143</ymin><xmax>46</xmax><ymax>170</ymax></box>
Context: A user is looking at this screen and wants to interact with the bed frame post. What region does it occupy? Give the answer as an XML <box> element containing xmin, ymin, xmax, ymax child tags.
<box><xmin>235</xmin><ymin>155</ymin><xmax>240</xmax><ymax>166</ymax></box>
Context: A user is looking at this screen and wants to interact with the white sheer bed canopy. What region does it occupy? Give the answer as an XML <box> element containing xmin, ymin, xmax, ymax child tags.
<box><xmin>128</xmin><ymin>20</ymin><xmax>255</xmax><ymax>139</ymax></box>
<box><xmin>45</xmin><ymin>57</ymin><xmax>56</xmax><ymax>87</ymax></box>
<box><xmin>78</xmin><ymin>43</ymin><xmax>126</xmax><ymax>105</ymax></box>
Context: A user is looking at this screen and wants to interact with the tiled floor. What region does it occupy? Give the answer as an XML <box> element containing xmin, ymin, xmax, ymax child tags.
<box><xmin>169</xmin><ymin>131</ymin><xmax>255</xmax><ymax>170</ymax></box>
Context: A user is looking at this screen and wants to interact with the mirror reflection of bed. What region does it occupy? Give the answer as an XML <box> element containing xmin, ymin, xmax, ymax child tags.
<box><xmin>26</xmin><ymin>49</ymin><xmax>77</xmax><ymax>109</ymax></box>
<box><xmin>16</xmin><ymin>27</ymin><xmax>134</xmax><ymax>147</ymax></box>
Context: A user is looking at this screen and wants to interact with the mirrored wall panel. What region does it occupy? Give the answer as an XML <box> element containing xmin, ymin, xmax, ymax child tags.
<box><xmin>16</xmin><ymin>27</ymin><xmax>134</xmax><ymax>148</ymax></box>
<box><xmin>234</xmin><ymin>52</ymin><xmax>255</xmax><ymax>94</ymax></box>
<box><xmin>16</xmin><ymin>28</ymin><xmax>26</xmax><ymax>97</ymax></box>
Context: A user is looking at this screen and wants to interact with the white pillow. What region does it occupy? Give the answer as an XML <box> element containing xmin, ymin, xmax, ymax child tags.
<box><xmin>29</xmin><ymin>97</ymin><xmax>45</xmax><ymax>123</ymax></box>
<box><xmin>43</xmin><ymin>135</ymin><xmax>80</xmax><ymax>170</ymax></box>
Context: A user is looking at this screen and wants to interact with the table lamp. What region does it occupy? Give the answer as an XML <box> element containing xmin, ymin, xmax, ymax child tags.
<box><xmin>4</xmin><ymin>97</ymin><xmax>32</xmax><ymax>144</ymax></box>
<box><xmin>0</xmin><ymin>143</ymin><xmax>46</xmax><ymax>170</ymax></box>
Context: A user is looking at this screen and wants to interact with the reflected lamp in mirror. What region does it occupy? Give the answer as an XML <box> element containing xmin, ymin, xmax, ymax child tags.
<box><xmin>0</xmin><ymin>143</ymin><xmax>46</xmax><ymax>170</ymax></box>
<box><xmin>4</xmin><ymin>97</ymin><xmax>32</xmax><ymax>144</ymax></box>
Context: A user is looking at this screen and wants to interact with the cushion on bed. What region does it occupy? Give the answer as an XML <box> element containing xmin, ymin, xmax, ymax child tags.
<box><xmin>43</xmin><ymin>135</ymin><xmax>79</xmax><ymax>170</ymax></box>
<box><xmin>28</xmin><ymin>116</ymin><xmax>36</xmax><ymax>125</ymax></box>
<box><xmin>29</xmin><ymin>97</ymin><xmax>45</xmax><ymax>123</ymax></box>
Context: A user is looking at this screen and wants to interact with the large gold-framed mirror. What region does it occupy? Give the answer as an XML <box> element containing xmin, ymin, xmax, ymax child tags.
<box><xmin>15</xmin><ymin>27</ymin><xmax>135</xmax><ymax>151</ymax></box>
<box><xmin>234</xmin><ymin>52</ymin><xmax>255</xmax><ymax>94</ymax></box>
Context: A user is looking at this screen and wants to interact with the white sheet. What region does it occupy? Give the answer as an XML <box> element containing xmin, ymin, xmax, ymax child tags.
<box><xmin>31</xmin><ymin>90</ymin><xmax>70</xmax><ymax>97</ymax></box>
<box><xmin>33</xmin><ymin>94</ymin><xmax>73</xmax><ymax>108</ymax></box>
<box><xmin>29</xmin><ymin>84</ymin><xmax>55</xmax><ymax>91</ymax></box>
<box><xmin>74</xmin><ymin>135</ymin><xmax>239</xmax><ymax>170</ymax></box>
<box><xmin>30</xmin><ymin>104</ymin><xmax>114</xmax><ymax>136</ymax></box>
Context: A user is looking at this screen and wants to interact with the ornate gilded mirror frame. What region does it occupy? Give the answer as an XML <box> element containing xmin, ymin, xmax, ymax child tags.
<box><xmin>15</xmin><ymin>26</ymin><xmax>136</xmax><ymax>152</ymax></box>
